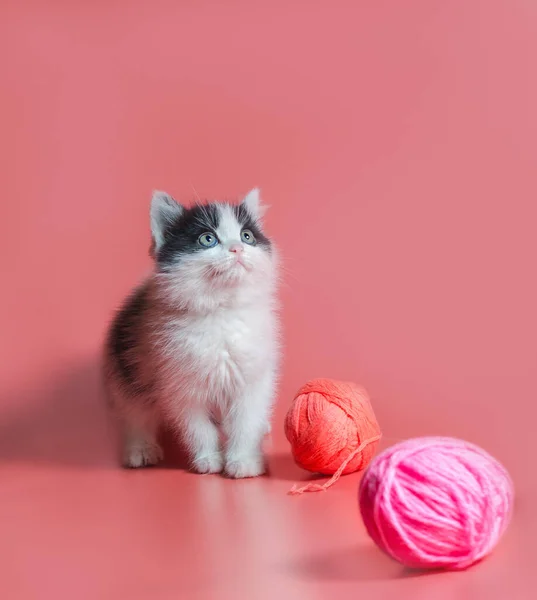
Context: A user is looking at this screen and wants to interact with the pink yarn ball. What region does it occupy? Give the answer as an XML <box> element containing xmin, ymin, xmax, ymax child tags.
<box><xmin>359</xmin><ymin>437</ymin><xmax>514</xmax><ymax>570</ymax></box>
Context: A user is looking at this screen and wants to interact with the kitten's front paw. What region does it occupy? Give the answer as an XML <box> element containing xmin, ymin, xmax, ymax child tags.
<box><xmin>192</xmin><ymin>453</ymin><xmax>224</xmax><ymax>475</ymax></box>
<box><xmin>123</xmin><ymin>442</ymin><xmax>163</xmax><ymax>468</ymax></box>
<box><xmin>225</xmin><ymin>455</ymin><xmax>266</xmax><ymax>479</ymax></box>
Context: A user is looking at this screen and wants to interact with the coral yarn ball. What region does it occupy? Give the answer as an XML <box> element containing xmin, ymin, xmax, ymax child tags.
<box><xmin>285</xmin><ymin>379</ymin><xmax>381</xmax><ymax>476</ymax></box>
<box><xmin>359</xmin><ymin>437</ymin><xmax>514</xmax><ymax>570</ymax></box>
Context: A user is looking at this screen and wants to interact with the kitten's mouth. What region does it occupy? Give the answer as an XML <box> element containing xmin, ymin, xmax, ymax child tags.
<box><xmin>231</xmin><ymin>256</ymin><xmax>252</xmax><ymax>272</ymax></box>
<box><xmin>208</xmin><ymin>258</ymin><xmax>252</xmax><ymax>280</ymax></box>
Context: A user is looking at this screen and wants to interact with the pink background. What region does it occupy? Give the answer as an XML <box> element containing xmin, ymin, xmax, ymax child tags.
<box><xmin>1</xmin><ymin>1</ymin><xmax>535</xmax><ymax>598</ymax></box>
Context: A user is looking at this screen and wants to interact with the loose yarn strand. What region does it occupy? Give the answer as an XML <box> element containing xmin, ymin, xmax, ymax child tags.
<box><xmin>289</xmin><ymin>434</ymin><xmax>382</xmax><ymax>495</ymax></box>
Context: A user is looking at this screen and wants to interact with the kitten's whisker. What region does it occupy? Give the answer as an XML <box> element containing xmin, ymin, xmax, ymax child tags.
<box><xmin>190</xmin><ymin>182</ymin><xmax>201</xmax><ymax>203</ymax></box>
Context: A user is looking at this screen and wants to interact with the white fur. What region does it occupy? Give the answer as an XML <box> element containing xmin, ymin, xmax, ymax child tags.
<box><xmin>105</xmin><ymin>190</ymin><xmax>279</xmax><ymax>478</ymax></box>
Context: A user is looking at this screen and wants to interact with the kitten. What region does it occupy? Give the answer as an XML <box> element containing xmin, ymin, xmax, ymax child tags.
<box><xmin>104</xmin><ymin>189</ymin><xmax>279</xmax><ymax>478</ymax></box>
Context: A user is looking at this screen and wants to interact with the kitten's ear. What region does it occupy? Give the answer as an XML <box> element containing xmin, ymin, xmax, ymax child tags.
<box><xmin>150</xmin><ymin>190</ymin><xmax>183</xmax><ymax>255</ymax></box>
<box><xmin>242</xmin><ymin>188</ymin><xmax>268</xmax><ymax>221</ymax></box>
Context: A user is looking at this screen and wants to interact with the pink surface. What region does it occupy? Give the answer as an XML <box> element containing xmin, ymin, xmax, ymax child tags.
<box><xmin>1</xmin><ymin>1</ymin><xmax>536</xmax><ymax>598</ymax></box>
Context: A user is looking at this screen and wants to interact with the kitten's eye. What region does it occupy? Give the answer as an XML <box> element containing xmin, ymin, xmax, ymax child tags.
<box><xmin>198</xmin><ymin>233</ymin><xmax>218</xmax><ymax>248</ymax></box>
<box><xmin>241</xmin><ymin>229</ymin><xmax>256</xmax><ymax>245</ymax></box>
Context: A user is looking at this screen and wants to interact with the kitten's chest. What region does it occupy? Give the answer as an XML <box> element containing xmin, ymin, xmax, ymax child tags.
<box><xmin>162</xmin><ymin>308</ymin><xmax>271</xmax><ymax>386</ymax></box>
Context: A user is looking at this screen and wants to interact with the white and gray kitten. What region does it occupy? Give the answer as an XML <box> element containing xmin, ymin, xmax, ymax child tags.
<box><xmin>104</xmin><ymin>188</ymin><xmax>279</xmax><ymax>478</ymax></box>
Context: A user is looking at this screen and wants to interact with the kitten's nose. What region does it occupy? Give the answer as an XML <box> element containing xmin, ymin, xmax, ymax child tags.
<box><xmin>228</xmin><ymin>243</ymin><xmax>244</xmax><ymax>254</ymax></box>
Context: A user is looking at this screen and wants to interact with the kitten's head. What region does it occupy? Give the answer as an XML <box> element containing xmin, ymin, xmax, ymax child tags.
<box><xmin>150</xmin><ymin>189</ymin><xmax>276</xmax><ymax>311</ymax></box>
